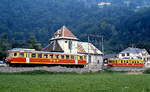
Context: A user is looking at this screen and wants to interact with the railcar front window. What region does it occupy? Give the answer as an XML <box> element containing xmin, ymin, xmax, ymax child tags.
<box><xmin>9</xmin><ymin>53</ymin><xmax>13</xmax><ymax>57</ymax></box>
<box><xmin>14</xmin><ymin>53</ymin><xmax>17</xmax><ymax>57</ymax></box>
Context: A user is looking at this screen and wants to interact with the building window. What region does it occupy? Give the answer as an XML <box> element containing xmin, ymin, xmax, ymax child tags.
<box><xmin>97</xmin><ymin>60</ymin><xmax>100</xmax><ymax>64</ymax></box>
<box><xmin>127</xmin><ymin>53</ymin><xmax>130</xmax><ymax>56</ymax></box>
<box><xmin>122</xmin><ymin>53</ymin><xmax>125</xmax><ymax>56</ymax></box>
<box><xmin>65</xmin><ymin>41</ymin><xmax>67</xmax><ymax>43</ymax></box>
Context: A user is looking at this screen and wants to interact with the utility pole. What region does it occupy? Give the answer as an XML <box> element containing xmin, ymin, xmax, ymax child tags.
<box><xmin>88</xmin><ymin>35</ymin><xmax>90</xmax><ymax>64</ymax></box>
<box><xmin>101</xmin><ymin>35</ymin><xmax>104</xmax><ymax>55</ymax></box>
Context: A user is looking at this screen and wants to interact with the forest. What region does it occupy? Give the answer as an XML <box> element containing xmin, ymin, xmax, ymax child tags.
<box><xmin>0</xmin><ymin>0</ymin><xmax>150</xmax><ymax>60</ymax></box>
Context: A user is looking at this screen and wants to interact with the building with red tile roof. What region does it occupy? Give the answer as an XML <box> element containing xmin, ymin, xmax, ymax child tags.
<box><xmin>43</xmin><ymin>26</ymin><xmax>103</xmax><ymax>65</ymax></box>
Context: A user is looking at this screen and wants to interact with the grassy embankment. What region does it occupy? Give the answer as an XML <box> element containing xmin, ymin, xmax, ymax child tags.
<box><xmin>0</xmin><ymin>71</ymin><xmax>149</xmax><ymax>92</ymax></box>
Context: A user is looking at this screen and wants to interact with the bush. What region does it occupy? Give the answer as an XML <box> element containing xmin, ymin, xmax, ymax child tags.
<box><xmin>143</xmin><ymin>68</ymin><xmax>150</xmax><ymax>74</ymax></box>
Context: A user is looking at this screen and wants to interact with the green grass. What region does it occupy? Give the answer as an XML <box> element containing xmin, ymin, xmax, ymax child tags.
<box><xmin>0</xmin><ymin>71</ymin><xmax>150</xmax><ymax>92</ymax></box>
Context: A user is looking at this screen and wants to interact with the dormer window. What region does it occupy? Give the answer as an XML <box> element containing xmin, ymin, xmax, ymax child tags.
<box><xmin>127</xmin><ymin>53</ymin><xmax>130</xmax><ymax>56</ymax></box>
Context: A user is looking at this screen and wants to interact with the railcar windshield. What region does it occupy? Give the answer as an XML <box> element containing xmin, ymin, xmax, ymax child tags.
<box><xmin>8</xmin><ymin>52</ymin><xmax>18</xmax><ymax>57</ymax></box>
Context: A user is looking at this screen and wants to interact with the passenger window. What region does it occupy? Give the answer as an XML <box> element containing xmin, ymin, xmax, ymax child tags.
<box><xmin>53</xmin><ymin>55</ymin><xmax>56</xmax><ymax>58</ymax></box>
<box><xmin>77</xmin><ymin>56</ymin><xmax>80</xmax><ymax>60</ymax></box>
<box><xmin>61</xmin><ymin>55</ymin><xmax>64</xmax><ymax>59</ymax></box>
<box><xmin>38</xmin><ymin>54</ymin><xmax>42</xmax><ymax>58</ymax></box>
<box><xmin>56</xmin><ymin>55</ymin><xmax>59</xmax><ymax>59</ymax></box>
<box><xmin>59</xmin><ymin>55</ymin><xmax>62</xmax><ymax>59</ymax></box>
<box><xmin>44</xmin><ymin>54</ymin><xmax>48</xmax><ymax>58</ymax></box>
<box><xmin>66</xmin><ymin>55</ymin><xmax>69</xmax><ymax>59</ymax></box>
<box><xmin>71</xmin><ymin>56</ymin><xmax>74</xmax><ymax>59</ymax></box>
<box><xmin>32</xmin><ymin>54</ymin><xmax>36</xmax><ymax>58</ymax></box>
<box><xmin>80</xmin><ymin>56</ymin><xmax>83</xmax><ymax>60</ymax></box>
<box><xmin>20</xmin><ymin>53</ymin><xmax>24</xmax><ymax>57</ymax></box>
<box><xmin>49</xmin><ymin>55</ymin><xmax>53</xmax><ymax>58</ymax></box>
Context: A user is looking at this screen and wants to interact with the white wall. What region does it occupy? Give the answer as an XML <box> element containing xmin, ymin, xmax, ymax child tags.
<box><xmin>118</xmin><ymin>51</ymin><xmax>149</xmax><ymax>61</ymax></box>
<box><xmin>58</xmin><ymin>39</ymin><xmax>78</xmax><ymax>54</ymax></box>
<box><xmin>90</xmin><ymin>55</ymin><xmax>103</xmax><ymax>65</ymax></box>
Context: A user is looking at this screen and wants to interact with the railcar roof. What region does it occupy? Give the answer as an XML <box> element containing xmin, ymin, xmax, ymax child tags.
<box><xmin>8</xmin><ymin>48</ymin><xmax>85</xmax><ymax>55</ymax></box>
<box><xmin>109</xmin><ymin>58</ymin><xmax>143</xmax><ymax>61</ymax></box>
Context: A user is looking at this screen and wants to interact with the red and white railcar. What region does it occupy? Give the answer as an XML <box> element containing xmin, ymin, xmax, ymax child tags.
<box><xmin>5</xmin><ymin>48</ymin><xmax>87</xmax><ymax>66</ymax></box>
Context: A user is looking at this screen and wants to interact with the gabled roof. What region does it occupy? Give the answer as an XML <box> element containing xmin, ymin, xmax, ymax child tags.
<box><xmin>51</xmin><ymin>26</ymin><xmax>78</xmax><ymax>40</ymax></box>
<box><xmin>42</xmin><ymin>40</ymin><xmax>64</xmax><ymax>52</ymax></box>
<box><xmin>77</xmin><ymin>42</ymin><xmax>103</xmax><ymax>55</ymax></box>
<box><xmin>120</xmin><ymin>47</ymin><xmax>146</xmax><ymax>54</ymax></box>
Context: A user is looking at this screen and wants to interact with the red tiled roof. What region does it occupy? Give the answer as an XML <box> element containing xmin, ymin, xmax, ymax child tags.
<box><xmin>54</xmin><ymin>26</ymin><xmax>78</xmax><ymax>40</ymax></box>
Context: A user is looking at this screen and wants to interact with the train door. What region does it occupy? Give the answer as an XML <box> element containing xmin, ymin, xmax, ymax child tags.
<box><xmin>75</xmin><ymin>55</ymin><xmax>78</xmax><ymax>64</ymax></box>
<box><xmin>26</xmin><ymin>53</ymin><xmax>30</xmax><ymax>63</ymax></box>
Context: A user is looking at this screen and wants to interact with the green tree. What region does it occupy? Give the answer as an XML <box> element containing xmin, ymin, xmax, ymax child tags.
<box><xmin>27</xmin><ymin>36</ymin><xmax>42</xmax><ymax>51</ymax></box>
<box><xmin>0</xmin><ymin>34</ymin><xmax>11</xmax><ymax>60</ymax></box>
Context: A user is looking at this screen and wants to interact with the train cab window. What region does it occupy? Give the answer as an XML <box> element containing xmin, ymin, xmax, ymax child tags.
<box><xmin>44</xmin><ymin>54</ymin><xmax>48</xmax><ymax>58</ymax></box>
<box><xmin>66</xmin><ymin>55</ymin><xmax>69</xmax><ymax>59</ymax></box>
<box><xmin>38</xmin><ymin>54</ymin><xmax>42</xmax><ymax>58</ymax></box>
<box><xmin>32</xmin><ymin>54</ymin><xmax>36</xmax><ymax>58</ymax></box>
<box><xmin>19</xmin><ymin>53</ymin><xmax>24</xmax><ymax>57</ymax></box>
<box><xmin>14</xmin><ymin>53</ymin><xmax>18</xmax><ymax>57</ymax></box>
<box><xmin>9</xmin><ymin>53</ymin><xmax>13</xmax><ymax>57</ymax></box>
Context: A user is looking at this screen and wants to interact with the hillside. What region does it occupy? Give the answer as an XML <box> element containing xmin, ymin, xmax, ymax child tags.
<box><xmin>0</xmin><ymin>0</ymin><xmax>150</xmax><ymax>59</ymax></box>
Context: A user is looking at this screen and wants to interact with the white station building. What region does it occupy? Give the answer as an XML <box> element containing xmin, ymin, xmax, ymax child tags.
<box><xmin>43</xmin><ymin>26</ymin><xmax>103</xmax><ymax>66</ymax></box>
<box><xmin>118</xmin><ymin>47</ymin><xmax>150</xmax><ymax>67</ymax></box>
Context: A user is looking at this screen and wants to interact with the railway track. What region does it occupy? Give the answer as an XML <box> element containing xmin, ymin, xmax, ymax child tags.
<box><xmin>0</xmin><ymin>65</ymin><xmax>100</xmax><ymax>73</ymax></box>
